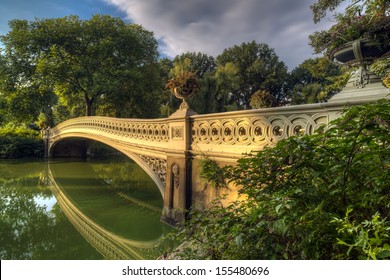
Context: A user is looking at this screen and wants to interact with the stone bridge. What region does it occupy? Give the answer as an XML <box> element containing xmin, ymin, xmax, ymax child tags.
<box><xmin>45</xmin><ymin>86</ymin><xmax>387</xmax><ymax>225</ymax></box>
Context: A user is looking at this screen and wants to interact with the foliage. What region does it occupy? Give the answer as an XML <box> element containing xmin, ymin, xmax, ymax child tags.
<box><xmin>0</xmin><ymin>123</ymin><xmax>44</xmax><ymax>158</ymax></box>
<box><xmin>0</xmin><ymin>47</ymin><xmax>57</xmax><ymax>124</ymax></box>
<box><xmin>383</xmin><ymin>73</ymin><xmax>390</xmax><ymax>88</ymax></box>
<box><xmin>287</xmin><ymin>57</ymin><xmax>349</xmax><ymax>104</ymax></box>
<box><xmin>0</xmin><ymin>15</ymin><xmax>160</xmax><ymax>118</ymax></box>
<box><xmin>249</xmin><ymin>90</ymin><xmax>276</xmax><ymax>108</ymax></box>
<box><xmin>169</xmin><ymin>99</ymin><xmax>390</xmax><ymax>259</ymax></box>
<box><xmin>309</xmin><ymin>0</ymin><xmax>390</xmax><ymax>55</ymax></box>
<box><xmin>216</xmin><ymin>41</ymin><xmax>288</xmax><ymax>109</ymax></box>
<box><xmin>158</xmin><ymin>58</ymin><xmax>177</xmax><ymax>117</ymax></box>
<box><xmin>199</xmin><ymin>157</ymin><xmax>227</xmax><ymax>189</ymax></box>
<box><xmin>174</xmin><ymin>53</ymin><xmax>219</xmax><ymax>114</ymax></box>
<box><xmin>172</xmin><ymin>53</ymin><xmax>217</xmax><ymax>78</ymax></box>
<box><xmin>166</xmin><ymin>70</ymin><xmax>200</xmax><ymax>99</ymax></box>
<box><xmin>332</xmin><ymin>210</ymin><xmax>390</xmax><ymax>259</ymax></box>
<box><xmin>371</xmin><ymin>58</ymin><xmax>390</xmax><ymax>88</ymax></box>
<box><xmin>35</xmin><ymin>112</ymin><xmax>52</xmax><ymax>129</ymax></box>
<box><xmin>213</xmin><ymin>62</ymin><xmax>241</xmax><ymax>111</ymax></box>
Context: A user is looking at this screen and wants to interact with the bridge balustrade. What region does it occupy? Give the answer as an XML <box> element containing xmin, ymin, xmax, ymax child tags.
<box><xmin>49</xmin><ymin>116</ymin><xmax>171</xmax><ymax>151</ymax></box>
<box><xmin>190</xmin><ymin>102</ymin><xmax>346</xmax><ymax>158</ymax></box>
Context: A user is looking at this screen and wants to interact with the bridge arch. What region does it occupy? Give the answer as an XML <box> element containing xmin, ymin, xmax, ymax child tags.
<box><xmin>49</xmin><ymin>133</ymin><xmax>166</xmax><ymax>198</ymax></box>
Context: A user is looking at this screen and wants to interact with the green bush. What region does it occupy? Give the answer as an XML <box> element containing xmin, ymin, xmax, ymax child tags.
<box><xmin>171</xmin><ymin>99</ymin><xmax>390</xmax><ymax>260</ymax></box>
<box><xmin>0</xmin><ymin>124</ymin><xmax>44</xmax><ymax>158</ymax></box>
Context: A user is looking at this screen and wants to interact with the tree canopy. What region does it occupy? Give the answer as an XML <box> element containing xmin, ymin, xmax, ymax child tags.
<box><xmin>0</xmin><ymin>15</ymin><xmax>160</xmax><ymax>121</ymax></box>
<box><xmin>287</xmin><ymin>57</ymin><xmax>349</xmax><ymax>104</ymax></box>
<box><xmin>216</xmin><ymin>41</ymin><xmax>288</xmax><ymax>109</ymax></box>
<box><xmin>1</xmin><ymin>12</ymin><xmax>378</xmax><ymax>128</ymax></box>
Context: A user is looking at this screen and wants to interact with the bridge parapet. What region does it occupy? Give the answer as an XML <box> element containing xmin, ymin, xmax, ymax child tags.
<box><xmin>190</xmin><ymin>101</ymin><xmax>350</xmax><ymax>159</ymax></box>
<box><xmin>49</xmin><ymin>116</ymin><xmax>170</xmax><ymax>149</ymax></box>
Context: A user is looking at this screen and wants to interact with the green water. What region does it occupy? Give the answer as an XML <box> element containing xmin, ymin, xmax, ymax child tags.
<box><xmin>0</xmin><ymin>156</ymin><xmax>172</xmax><ymax>260</ymax></box>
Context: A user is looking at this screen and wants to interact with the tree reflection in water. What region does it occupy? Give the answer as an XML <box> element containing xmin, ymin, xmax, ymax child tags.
<box><xmin>0</xmin><ymin>157</ymin><xmax>173</xmax><ymax>260</ymax></box>
<box><xmin>0</xmin><ymin>160</ymin><xmax>103</xmax><ymax>259</ymax></box>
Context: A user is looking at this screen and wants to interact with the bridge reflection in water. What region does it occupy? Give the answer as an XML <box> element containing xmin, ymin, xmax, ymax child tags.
<box><xmin>46</xmin><ymin>160</ymin><xmax>172</xmax><ymax>260</ymax></box>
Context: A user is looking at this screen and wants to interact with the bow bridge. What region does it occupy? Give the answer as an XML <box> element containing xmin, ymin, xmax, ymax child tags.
<box><xmin>44</xmin><ymin>88</ymin><xmax>386</xmax><ymax>225</ymax></box>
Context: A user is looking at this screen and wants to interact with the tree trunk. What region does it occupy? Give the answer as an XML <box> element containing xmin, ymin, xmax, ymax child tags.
<box><xmin>85</xmin><ymin>98</ymin><xmax>94</xmax><ymax>116</ymax></box>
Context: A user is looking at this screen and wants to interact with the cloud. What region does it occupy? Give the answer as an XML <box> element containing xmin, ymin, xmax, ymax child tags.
<box><xmin>104</xmin><ymin>0</ymin><xmax>333</xmax><ymax>69</ymax></box>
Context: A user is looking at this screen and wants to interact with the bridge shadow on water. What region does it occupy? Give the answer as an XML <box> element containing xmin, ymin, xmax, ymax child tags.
<box><xmin>46</xmin><ymin>158</ymin><xmax>174</xmax><ymax>260</ymax></box>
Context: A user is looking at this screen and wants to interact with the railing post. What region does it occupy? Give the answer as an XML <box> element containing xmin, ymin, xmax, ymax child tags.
<box><xmin>161</xmin><ymin>108</ymin><xmax>197</xmax><ymax>226</ymax></box>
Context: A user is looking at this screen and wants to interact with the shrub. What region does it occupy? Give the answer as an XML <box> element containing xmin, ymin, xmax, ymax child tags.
<box><xmin>0</xmin><ymin>123</ymin><xmax>44</xmax><ymax>158</ymax></box>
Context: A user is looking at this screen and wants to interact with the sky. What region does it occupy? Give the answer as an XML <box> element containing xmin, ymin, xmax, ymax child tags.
<box><xmin>0</xmin><ymin>0</ymin><xmax>336</xmax><ymax>70</ymax></box>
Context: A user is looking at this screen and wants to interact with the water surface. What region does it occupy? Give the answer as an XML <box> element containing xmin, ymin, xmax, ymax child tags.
<box><xmin>0</xmin><ymin>157</ymin><xmax>172</xmax><ymax>260</ymax></box>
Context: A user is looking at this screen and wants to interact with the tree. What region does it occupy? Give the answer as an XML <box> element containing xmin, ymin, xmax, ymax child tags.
<box><xmin>214</xmin><ymin>62</ymin><xmax>240</xmax><ymax>111</ymax></box>
<box><xmin>287</xmin><ymin>57</ymin><xmax>349</xmax><ymax>104</ymax></box>
<box><xmin>158</xmin><ymin>58</ymin><xmax>176</xmax><ymax>117</ymax></box>
<box><xmin>0</xmin><ymin>33</ymin><xmax>57</xmax><ymax>124</ymax></box>
<box><xmin>168</xmin><ymin>99</ymin><xmax>390</xmax><ymax>260</ymax></box>
<box><xmin>216</xmin><ymin>41</ymin><xmax>288</xmax><ymax>109</ymax></box>
<box><xmin>0</xmin><ymin>15</ymin><xmax>160</xmax><ymax>118</ymax></box>
<box><xmin>372</xmin><ymin>57</ymin><xmax>390</xmax><ymax>88</ymax></box>
<box><xmin>173</xmin><ymin>52</ymin><xmax>217</xmax><ymax>78</ymax></box>
<box><xmin>0</xmin><ymin>124</ymin><xmax>44</xmax><ymax>158</ymax></box>
<box><xmin>310</xmin><ymin>0</ymin><xmax>389</xmax><ymax>24</ymax></box>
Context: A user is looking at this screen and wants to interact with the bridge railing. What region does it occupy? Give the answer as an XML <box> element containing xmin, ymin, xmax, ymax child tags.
<box><xmin>190</xmin><ymin>102</ymin><xmax>348</xmax><ymax>158</ymax></box>
<box><xmin>48</xmin><ymin>101</ymin><xmax>359</xmax><ymax>159</ymax></box>
<box><xmin>49</xmin><ymin>116</ymin><xmax>171</xmax><ymax>150</ymax></box>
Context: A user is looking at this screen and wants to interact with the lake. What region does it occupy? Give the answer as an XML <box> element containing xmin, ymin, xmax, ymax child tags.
<box><xmin>0</xmin><ymin>156</ymin><xmax>173</xmax><ymax>260</ymax></box>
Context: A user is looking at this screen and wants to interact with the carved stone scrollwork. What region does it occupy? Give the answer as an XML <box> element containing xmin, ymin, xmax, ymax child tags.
<box><xmin>171</xmin><ymin>163</ymin><xmax>180</xmax><ymax>189</ymax></box>
<box><xmin>171</xmin><ymin>126</ymin><xmax>184</xmax><ymax>140</ymax></box>
<box><xmin>192</xmin><ymin>113</ymin><xmax>328</xmax><ymax>147</ymax></box>
<box><xmin>137</xmin><ymin>154</ymin><xmax>167</xmax><ymax>186</ymax></box>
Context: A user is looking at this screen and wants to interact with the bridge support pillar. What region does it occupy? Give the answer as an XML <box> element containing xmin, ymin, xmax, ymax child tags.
<box><xmin>162</xmin><ymin>155</ymin><xmax>191</xmax><ymax>226</ymax></box>
<box><xmin>161</xmin><ymin>107</ymin><xmax>196</xmax><ymax>226</ymax></box>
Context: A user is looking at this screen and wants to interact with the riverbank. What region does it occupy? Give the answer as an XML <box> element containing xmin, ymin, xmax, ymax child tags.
<box><xmin>0</xmin><ymin>124</ymin><xmax>44</xmax><ymax>158</ymax></box>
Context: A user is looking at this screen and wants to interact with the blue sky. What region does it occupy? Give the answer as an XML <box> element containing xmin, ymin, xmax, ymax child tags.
<box><xmin>0</xmin><ymin>0</ymin><xmax>336</xmax><ymax>69</ymax></box>
<box><xmin>0</xmin><ymin>0</ymin><xmax>127</xmax><ymax>30</ymax></box>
